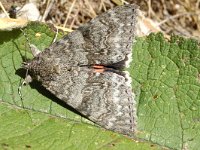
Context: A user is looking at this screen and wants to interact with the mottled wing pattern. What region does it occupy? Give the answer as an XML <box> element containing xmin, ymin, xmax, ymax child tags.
<box><xmin>24</xmin><ymin>4</ymin><xmax>138</xmax><ymax>136</ymax></box>
<box><xmin>77</xmin><ymin>4</ymin><xmax>138</xmax><ymax>66</ymax></box>
<box><xmin>41</xmin><ymin>66</ymin><xmax>136</xmax><ymax>135</ymax></box>
<box><xmin>47</xmin><ymin>4</ymin><xmax>138</xmax><ymax>66</ymax></box>
<box><xmin>79</xmin><ymin>70</ymin><xmax>136</xmax><ymax>135</ymax></box>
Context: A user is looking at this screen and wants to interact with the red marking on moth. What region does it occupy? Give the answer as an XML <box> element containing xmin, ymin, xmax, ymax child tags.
<box><xmin>93</xmin><ymin>65</ymin><xmax>105</xmax><ymax>73</ymax></box>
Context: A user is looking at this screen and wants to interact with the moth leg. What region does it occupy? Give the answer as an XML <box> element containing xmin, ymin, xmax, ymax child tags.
<box><xmin>30</xmin><ymin>44</ymin><xmax>41</xmax><ymax>57</ymax></box>
<box><xmin>23</xmin><ymin>74</ymin><xmax>33</xmax><ymax>84</ymax></box>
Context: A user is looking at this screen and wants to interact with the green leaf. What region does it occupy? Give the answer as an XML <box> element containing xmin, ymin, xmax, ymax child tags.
<box><xmin>0</xmin><ymin>22</ymin><xmax>164</xmax><ymax>150</ymax></box>
<box><xmin>128</xmin><ymin>33</ymin><xmax>200</xmax><ymax>150</ymax></box>
<box><xmin>0</xmin><ymin>103</ymin><xmax>162</xmax><ymax>150</ymax></box>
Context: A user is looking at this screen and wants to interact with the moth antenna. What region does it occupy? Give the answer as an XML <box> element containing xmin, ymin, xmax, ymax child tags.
<box><xmin>17</xmin><ymin>29</ymin><xmax>35</xmax><ymax>122</ymax></box>
<box><xmin>18</xmin><ymin>29</ymin><xmax>33</xmax><ymax>103</ymax></box>
<box><xmin>18</xmin><ymin>29</ymin><xmax>29</xmax><ymax>101</ymax></box>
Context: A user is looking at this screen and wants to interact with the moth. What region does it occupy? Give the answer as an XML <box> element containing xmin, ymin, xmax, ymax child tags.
<box><xmin>23</xmin><ymin>4</ymin><xmax>139</xmax><ymax>136</ymax></box>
